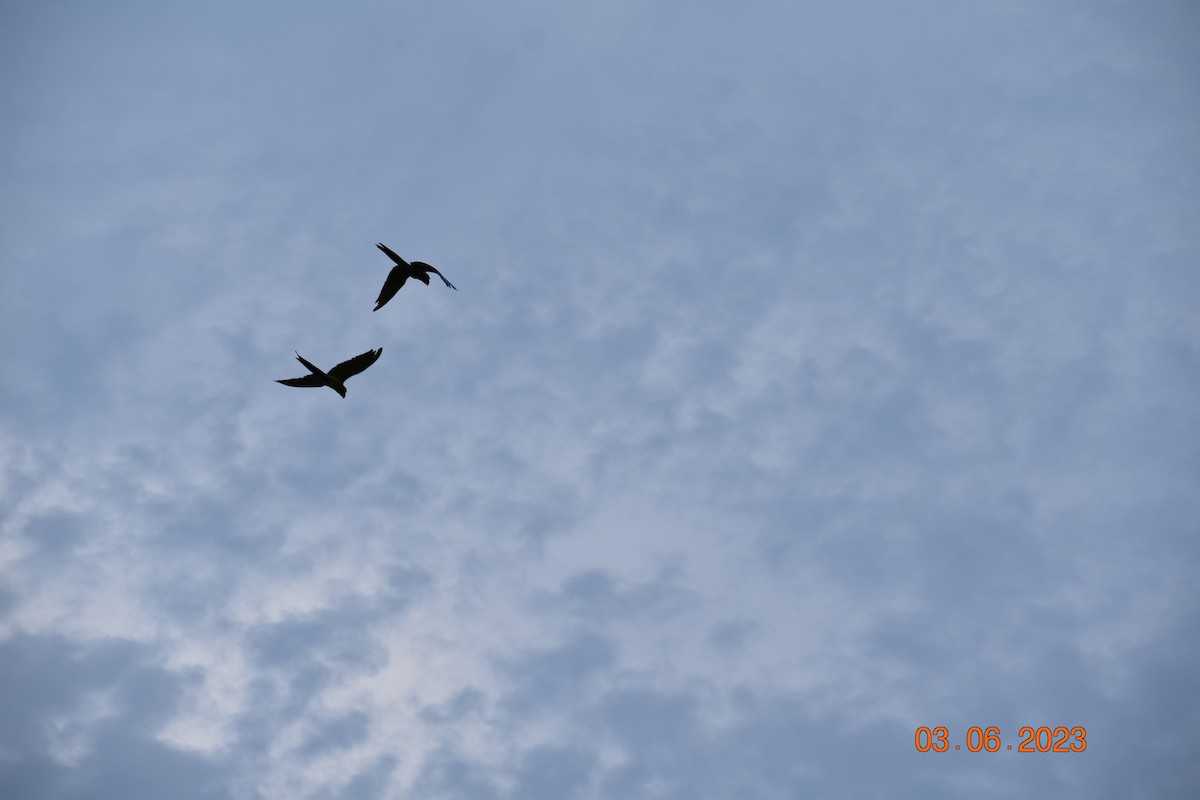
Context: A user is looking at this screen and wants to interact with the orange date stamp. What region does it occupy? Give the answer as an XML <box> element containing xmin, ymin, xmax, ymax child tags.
<box><xmin>914</xmin><ymin>726</ymin><xmax>1087</xmax><ymax>753</ymax></box>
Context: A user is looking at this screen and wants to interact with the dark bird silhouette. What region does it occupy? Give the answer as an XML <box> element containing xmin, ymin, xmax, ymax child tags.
<box><xmin>276</xmin><ymin>348</ymin><xmax>383</xmax><ymax>398</ymax></box>
<box><xmin>374</xmin><ymin>242</ymin><xmax>456</xmax><ymax>311</ymax></box>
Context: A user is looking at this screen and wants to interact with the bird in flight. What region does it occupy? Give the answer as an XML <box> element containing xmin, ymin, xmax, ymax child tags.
<box><xmin>373</xmin><ymin>242</ymin><xmax>456</xmax><ymax>311</ymax></box>
<box><xmin>276</xmin><ymin>348</ymin><xmax>383</xmax><ymax>398</ymax></box>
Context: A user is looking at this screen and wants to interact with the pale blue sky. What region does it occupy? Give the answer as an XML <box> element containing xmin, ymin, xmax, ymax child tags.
<box><xmin>1</xmin><ymin>1</ymin><xmax>1198</xmax><ymax>798</ymax></box>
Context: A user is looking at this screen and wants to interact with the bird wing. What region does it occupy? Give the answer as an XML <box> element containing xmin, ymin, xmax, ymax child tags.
<box><xmin>327</xmin><ymin>348</ymin><xmax>382</xmax><ymax>382</ymax></box>
<box><xmin>276</xmin><ymin>375</ymin><xmax>326</xmax><ymax>388</ymax></box>
<box><xmin>376</xmin><ymin>242</ymin><xmax>408</xmax><ymax>267</ymax></box>
<box><xmin>374</xmin><ymin>267</ymin><xmax>408</xmax><ymax>311</ymax></box>
<box><xmin>414</xmin><ymin>261</ymin><xmax>457</xmax><ymax>290</ymax></box>
<box><xmin>277</xmin><ymin>352</ymin><xmax>328</xmax><ymax>387</ymax></box>
<box><xmin>294</xmin><ymin>352</ymin><xmax>326</xmax><ymax>377</ymax></box>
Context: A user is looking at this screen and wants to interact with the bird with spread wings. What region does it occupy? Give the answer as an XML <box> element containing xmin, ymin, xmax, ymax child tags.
<box><xmin>373</xmin><ymin>242</ymin><xmax>456</xmax><ymax>311</ymax></box>
<box><xmin>275</xmin><ymin>348</ymin><xmax>382</xmax><ymax>398</ymax></box>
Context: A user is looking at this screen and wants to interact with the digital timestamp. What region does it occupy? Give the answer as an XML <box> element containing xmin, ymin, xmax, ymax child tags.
<box><xmin>914</xmin><ymin>726</ymin><xmax>1087</xmax><ymax>753</ymax></box>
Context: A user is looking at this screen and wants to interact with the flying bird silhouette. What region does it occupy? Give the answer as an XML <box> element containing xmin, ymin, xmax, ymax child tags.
<box><xmin>374</xmin><ymin>242</ymin><xmax>456</xmax><ymax>311</ymax></box>
<box><xmin>275</xmin><ymin>348</ymin><xmax>383</xmax><ymax>398</ymax></box>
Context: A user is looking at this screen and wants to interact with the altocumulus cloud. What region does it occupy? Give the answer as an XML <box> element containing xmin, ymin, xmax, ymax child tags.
<box><xmin>1</xmin><ymin>1</ymin><xmax>1198</xmax><ymax>798</ymax></box>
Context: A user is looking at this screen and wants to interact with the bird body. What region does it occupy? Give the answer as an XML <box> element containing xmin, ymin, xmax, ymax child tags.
<box><xmin>374</xmin><ymin>242</ymin><xmax>456</xmax><ymax>311</ymax></box>
<box><xmin>276</xmin><ymin>348</ymin><xmax>382</xmax><ymax>397</ymax></box>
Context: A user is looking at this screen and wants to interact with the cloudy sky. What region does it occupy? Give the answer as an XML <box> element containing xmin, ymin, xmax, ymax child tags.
<box><xmin>1</xmin><ymin>1</ymin><xmax>1197</xmax><ymax>798</ymax></box>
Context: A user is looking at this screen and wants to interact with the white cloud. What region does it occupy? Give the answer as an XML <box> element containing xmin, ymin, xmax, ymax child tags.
<box><xmin>1</xmin><ymin>1</ymin><xmax>1197</xmax><ymax>798</ymax></box>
